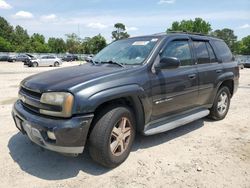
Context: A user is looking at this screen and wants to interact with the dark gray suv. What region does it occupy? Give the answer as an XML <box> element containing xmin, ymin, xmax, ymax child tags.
<box><xmin>12</xmin><ymin>32</ymin><xmax>239</xmax><ymax>167</ymax></box>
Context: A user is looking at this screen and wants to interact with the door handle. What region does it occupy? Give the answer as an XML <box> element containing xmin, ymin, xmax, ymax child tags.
<box><xmin>188</xmin><ymin>74</ymin><xmax>196</xmax><ymax>79</ymax></box>
<box><xmin>216</xmin><ymin>69</ymin><xmax>222</xmax><ymax>74</ymax></box>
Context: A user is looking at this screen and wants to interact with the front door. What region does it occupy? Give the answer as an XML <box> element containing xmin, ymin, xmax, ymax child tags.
<box><xmin>150</xmin><ymin>39</ymin><xmax>198</xmax><ymax>121</ymax></box>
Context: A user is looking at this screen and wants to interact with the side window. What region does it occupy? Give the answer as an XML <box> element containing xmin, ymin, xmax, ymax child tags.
<box><xmin>193</xmin><ymin>41</ymin><xmax>210</xmax><ymax>64</ymax></box>
<box><xmin>161</xmin><ymin>40</ymin><xmax>193</xmax><ymax>66</ymax></box>
<box><xmin>206</xmin><ymin>42</ymin><xmax>217</xmax><ymax>63</ymax></box>
<box><xmin>214</xmin><ymin>41</ymin><xmax>233</xmax><ymax>62</ymax></box>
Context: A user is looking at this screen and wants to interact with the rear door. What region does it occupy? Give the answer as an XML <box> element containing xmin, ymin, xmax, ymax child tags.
<box><xmin>150</xmin><ymin>38</ymin><xmax>199</xmax><ymax>120</ymax></box>
<box><xmin>47</xmin><ymin>56</ymin><xmax>55</xmax><ymax>66</ymax></box>
<box><xmin>192</xmin><ymin>40</ymin><xmax>223</xmax><ymax>106</ymax></box>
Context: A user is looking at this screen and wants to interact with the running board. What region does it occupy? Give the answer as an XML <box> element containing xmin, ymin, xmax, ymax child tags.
<box><xmin>144</xmin><ymin>109</ymin><xmax>209</xmax><ymax>136</ymax></box>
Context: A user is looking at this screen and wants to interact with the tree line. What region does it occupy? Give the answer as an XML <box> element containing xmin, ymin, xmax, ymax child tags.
<box><xmin>0</xmin><ymin>16</ymin><xmax>249</xmax><ymax>55</ymax></box>
<box><xmin>0</xmin><ymin>16</ymin><xmax>108</xmax><ymax>54</ymax></box>
<box><xmin>167</xmin><ymin>18</ymin><xmax>250</xmax><ymax>55</ymax></box>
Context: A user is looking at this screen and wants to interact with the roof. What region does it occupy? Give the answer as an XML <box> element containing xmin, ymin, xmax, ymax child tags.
<box><xmin>130</xmin><ymin>31</ymin><xmax>223</xmax><ymax>41</ymax></box>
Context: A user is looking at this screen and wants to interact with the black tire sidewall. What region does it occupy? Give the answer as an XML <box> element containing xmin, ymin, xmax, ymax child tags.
<box><xmin>89</xmin><ymin>106</ymin><xmax>136</xmax><ymax>167</ymax></box>
<box><xmin>54</xmin><ymin>62</ymin><xmax>59</xmax><ymax>67</ymax></box>
<box><xmin>212</xmin><ymin>87</ymin><xmax>231</xmax><ymax>120</ymax></box>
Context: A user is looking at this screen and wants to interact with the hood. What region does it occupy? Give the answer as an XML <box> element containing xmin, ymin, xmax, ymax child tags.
<box><xmin>21</xmin><ymin>63</ymin><xmax>127</xmax><ymax>92</ymax></box>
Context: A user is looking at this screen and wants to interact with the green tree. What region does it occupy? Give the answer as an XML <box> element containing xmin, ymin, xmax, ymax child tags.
<box><xmin>237</xmin><ymin>35</ymin><xmax>250</xmax><ymax>55</ymax></box>
<box><xmin>82</xmin><ymin>35</ymin><xmax>107</xmax><ymax>54</ymax></box>
<box><xmin>0</xmin><ymin>16</ymin><xmax>14</xmax><ymax>42</ymax></box>
<box><xmin>88</xmin><ymin>34</ymin><xmax>106</xmax><ymax>54</ymax></box>
<box><xmin>29</xmin><ymin>33</ymin><xmax>50</xmax><ymax>53</ymax></box>
<box><xmin>48</xmin><ymin>37</ymin><xmax>66</xmax><ymax>53</ymax></box>
<box><xmin>167</xmin><ymin>18</ymin><xmax>212</xmax><ymax>34</ymax></box>
<box><xmin>211</xmin><ymin>28</ymin><xmax>237</xmax><ymax>53</ymax></box>
<box><xmin>0</xmin><ymin>36</ymin><xmax>13</xmax><ymax>52</ymax></box>
<box><xmin>65</xmin><ymin>33</ymin><xmax>82</xmax><ymax>53</ymax></box>
<box><xmin>112</xmin><ymin>23</ymin><xmax>130</xmax><ymax>40</ymax></box>
<box><xmin>13</xmin><ymin>25</ymin><xmax>30</xmax><ymax>52</ymax></box>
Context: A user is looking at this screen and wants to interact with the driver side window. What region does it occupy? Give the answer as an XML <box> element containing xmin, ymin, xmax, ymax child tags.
<box><xmin>161</xmin><ymin>40</ymin><xmax>193</xmax><ymax>66</ymax></box>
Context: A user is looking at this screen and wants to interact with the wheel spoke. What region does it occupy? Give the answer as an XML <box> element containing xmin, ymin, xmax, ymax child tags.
<box><xmin>120</xmin><ymin>140</ymin><xmax>126</xmax><ymax>153</ymax></box>
<box><xmin>112</xmin><ymin>127</ymin><xmax>120</xmax><ymax>138</ymax></box>
<box><xmin>123</xmin><ymin>128</ymin><xmax>131</xmax><ymax>139</ymax></box>
<box><xmin>110</xmin><ymin>140</ymin><xmax>119</xmax><ymax>153</ymax></box>
<box><xmin>120</xmin><ymin>118</ymin><xmax>127</xmax><ymax>131</ymax></box>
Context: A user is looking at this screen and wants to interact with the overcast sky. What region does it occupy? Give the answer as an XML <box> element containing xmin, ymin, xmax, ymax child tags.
<box><xmin>0</xmin><ymin>0</ymin><xmax>250</xmax><ymax>42</ymax></box>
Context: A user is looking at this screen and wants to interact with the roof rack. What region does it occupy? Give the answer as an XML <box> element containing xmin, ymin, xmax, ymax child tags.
<box><xmin>152</xmin><ymin>32</ymin><xmax>168</xmax><ymax>36</ymax></box>
<box><xmin>166</xmin><ymin>31</ymin><xmax>207</xmax><ymax>36</ymax></box>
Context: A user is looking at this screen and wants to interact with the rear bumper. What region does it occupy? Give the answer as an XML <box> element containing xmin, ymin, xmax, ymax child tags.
<box><xmin>12</xmin><ymin>100</ymin><xmax>94</xmax><ymax>154</ymax></box>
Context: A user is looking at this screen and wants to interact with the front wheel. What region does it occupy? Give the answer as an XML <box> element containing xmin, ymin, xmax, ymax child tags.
<box><xmin>208</xmin><ymin>86</ymin><xmax>231</xmax><ymax>120</ymax></box>
<box><xmin>32</xmin><ymin>62</ymin><xmax>38</xmax><ymax>67</ymax></box>
<box><xmin>89</xmin><ymin>106</ymin><xmax>136</xmax><ymax>168</ymax></box>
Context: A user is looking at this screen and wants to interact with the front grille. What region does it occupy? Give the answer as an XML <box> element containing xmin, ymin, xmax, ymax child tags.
<box><xmin>20</xmin><ymin>86</ymin><xmax>42</xmax><ymax>99</ymax></box>
<box><xmin>19</xmin><ymin>86</ymin><xmax>42</xmax><ymax>113</ymax></box>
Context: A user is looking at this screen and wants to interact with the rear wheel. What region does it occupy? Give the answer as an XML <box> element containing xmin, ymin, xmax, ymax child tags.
<box><xmin>54</xmin><ymin>62</ymin><xmax>59</xmax><ymax>67</ymax></box>
<box><xmin>208</xmin><ymin>86</ymin><xmax>231</xmax><ymax>120</ymax></box>
<box><xmin>89</xmin><ymin>106</ymin><xmax>135</xmax><ymax>168</ymax></box>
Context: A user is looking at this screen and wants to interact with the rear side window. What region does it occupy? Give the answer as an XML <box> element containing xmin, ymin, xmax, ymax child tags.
<box><xmin>161</xmin><ymin>40</ymin><xmax>193</xmax><ymax>66</ymax></box>
<box><xmin>214</xmin><ymin>41</ymin><xmax>233</xmax><ymax>62</ymax></box>
<box><xmin>193</xmin><ymin>41</ymin><xmax>210</xmax><ymax>64</ymax></box>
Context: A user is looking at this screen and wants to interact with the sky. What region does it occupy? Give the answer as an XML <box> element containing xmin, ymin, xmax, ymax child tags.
<box><xmin>0</xmin><ymin>0</ymin><xmax>250</xmax><ymax>42</ymax></box>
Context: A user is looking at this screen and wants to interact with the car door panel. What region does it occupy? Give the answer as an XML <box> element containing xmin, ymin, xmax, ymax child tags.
<box><xmin>150</xmin><ymin>39</ymin><xmax>198</xmax><ymax>121</ymax></box>
<box><xmin>151</xmin><ymin>66</ymin><xmax>198</xmax><ymax>120</ymax></box>
<box><xmin>192</xmin><ymin>40</ymin><xmax>223</xmax><ymax>105</ymax></box>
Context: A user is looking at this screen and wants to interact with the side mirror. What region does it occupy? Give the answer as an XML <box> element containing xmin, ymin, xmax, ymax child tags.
<box><xmin>155</xmin><ymin>57</ymin><xmax>180</xmax><ymax>70</ymax></box>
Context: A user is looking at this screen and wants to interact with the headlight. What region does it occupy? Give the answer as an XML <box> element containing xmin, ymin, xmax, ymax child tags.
<box><xmin>40</xmin><ymin>92</ymin><xmax>74</xmax><ymax>117</ymax></box>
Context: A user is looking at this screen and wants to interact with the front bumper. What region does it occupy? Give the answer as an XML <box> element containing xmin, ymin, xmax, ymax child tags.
<box><xmin>12</xmin><ymin>100</ymin><xmax>93</xmax><ymax>154</ymax></box>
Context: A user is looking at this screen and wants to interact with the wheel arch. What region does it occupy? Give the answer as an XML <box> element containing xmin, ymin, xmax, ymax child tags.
<box><xmin>86</xmin><ymin>85</ymin><xmax>148</xmax><ymax>135</ymax></box>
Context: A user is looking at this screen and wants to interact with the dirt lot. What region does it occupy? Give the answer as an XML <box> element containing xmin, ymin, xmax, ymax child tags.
<box><xmin>0</xmin><ymin>62</ymin><xmax>250</xmax><ymax>188</ymax></box>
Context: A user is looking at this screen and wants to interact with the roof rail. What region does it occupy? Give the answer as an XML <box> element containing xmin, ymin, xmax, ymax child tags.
<box><xmin>167</xmin><ymin>31</ymin><xmax>207</xmax><ymax>36</ymax></box>
<box><xmin>152</xmin><ymin>32</ymin><xmax>167</xmax><ymax>36</ymax></box>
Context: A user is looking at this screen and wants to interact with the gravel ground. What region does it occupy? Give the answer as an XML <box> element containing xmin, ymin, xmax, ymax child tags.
<box><xmin>0</xmin><ymin>62</ymin><xmax>250</xmax><ymax>188</ymax></box>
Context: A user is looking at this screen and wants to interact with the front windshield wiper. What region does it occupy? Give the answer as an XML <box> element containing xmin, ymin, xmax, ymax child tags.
<box><xmin>100</xmin><ymin>60</ymin><xmax>125</xmax><ymax>68</ymax></box>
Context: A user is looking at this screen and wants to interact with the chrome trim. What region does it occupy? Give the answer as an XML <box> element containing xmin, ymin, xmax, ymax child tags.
<box><xmin>154</xmin><ymin>98</ymin><xmax>173</xmax><ymax>104</ymax></box>
<box><xmin>144</xmin><ymin>109</ymin><xmax>209</xmax><ymax>135</ymax></box>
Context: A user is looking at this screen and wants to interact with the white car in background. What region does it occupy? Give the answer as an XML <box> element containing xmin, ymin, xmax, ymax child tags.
<box><xmin>30</xmin><ymin>55</ymin><xmax>62</xmax><ymax>67</ymax></box>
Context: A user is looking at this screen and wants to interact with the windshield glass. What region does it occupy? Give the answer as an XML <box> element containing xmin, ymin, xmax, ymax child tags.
<box><xmin>93</xmin><ymin>37</ymin><xmax>159</xmax><ymax>65</ymax></box>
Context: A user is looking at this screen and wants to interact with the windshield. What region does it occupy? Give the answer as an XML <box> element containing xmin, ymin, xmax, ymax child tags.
<box><xmin>93</xmin><ymin>37</ymin><xmax>159</xmax><ymax>65</ymax></box>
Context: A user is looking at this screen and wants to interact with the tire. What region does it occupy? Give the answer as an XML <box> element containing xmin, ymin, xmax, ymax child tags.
<box><xmin>32</xmin><ymin>62</ymin><xmax>38</xmax><ymax>67</ymax></box>
<box><xmin>54</xmin><ymin>62</ymin><xmax>59</xmax><ymax>67</ymax></box>
<box><xmin>208</xmin><ymin>86</ymin><xmax>231</xmax><ymax>120</ymax></box>
<box><xmin>89</xmin><ymin>106</ymin><xmax>136</xmax><ymax>168</ymax></box>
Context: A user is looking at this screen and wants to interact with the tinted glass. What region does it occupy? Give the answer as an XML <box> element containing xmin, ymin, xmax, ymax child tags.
<box><xmin>194</xmin><ymin>41</ymin><xmax>210</xmax><ymax>64</ymax></box>
<box><xmin>214</xmin><ymin>41</ymin><xmax>233</xmax><ymax>62</ymax></box>
<box><xmin>161</xmin><ymin>40</ymin><xmax>192</xmax><ymax>66</ymax></box>
<box><xmin>206</xmin><ymin>43</ymin><xmax>217</xmax><ymax>63</ymax></box>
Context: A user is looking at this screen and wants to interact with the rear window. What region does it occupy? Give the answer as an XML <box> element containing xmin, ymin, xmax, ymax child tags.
<box><xmin>214</xmin><ymin>41</ymin><xmax>233</xmax><ymax>62</ymax></box>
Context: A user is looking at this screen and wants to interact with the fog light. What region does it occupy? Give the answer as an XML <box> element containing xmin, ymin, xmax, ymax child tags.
<box><xmin>47</xmin><ymin>131</ymin><xmax>56</xmax><ymax>140</ymax></box>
